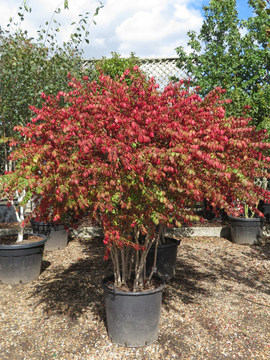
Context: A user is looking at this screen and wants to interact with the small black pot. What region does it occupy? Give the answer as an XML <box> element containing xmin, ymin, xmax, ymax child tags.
<box><xmin>0</xmin><ymin>233</ymin><xmax>47</xmax><ymax>285</ymax></box>
<box><xmin>203</xmin><ymin>199</ymin><xmax>227</xmax><ymax>221</ymax></box>
<box><xmin>146</xmin><ymin>237</ymin><xmax>181</xmax><ymax>280</ymax></box>
<box><xmin>30</xmin><ymin>220</ymin><xmax>69</xmax><ymax>251</ymax></box>
<box><xmin>229</xmin><ymin>216</ymin><xmax>263</xmax><ymax>245</ymax></box>
<box><xmin>101</xmin><ymin>275</ymin><xmax>165</xmax><ymax>347</ymax></box>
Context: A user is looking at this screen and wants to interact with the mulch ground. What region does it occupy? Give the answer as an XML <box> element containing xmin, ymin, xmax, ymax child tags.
<box><xmin>1</xmin><ymin>231</ymin><xmax>270</xmax><ymax>359</ymax></box>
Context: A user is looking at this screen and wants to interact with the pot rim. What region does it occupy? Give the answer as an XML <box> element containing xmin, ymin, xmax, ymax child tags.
<box><xmin>228</xmin><ymin>215</ymin><xmax>264</xmax><ymax>222</ymax></box>
<box><xmin>101</xmin><ymin>274</ymin><xmax>165</xmax><ymax>296</ymax></box>
<box><xmin>0</xmin><ymin>233</ymin><xmax>47</xmax><ymax>250</ymax></box>
<box><xmin>155</xmin><ymin>237</ymin><xmax>181</xmax><ymax>248</ymax></box>
<box><xmin>140</xmin><ymin>236</ymin><xmax>181</xmax><ymax>248</ymax></box>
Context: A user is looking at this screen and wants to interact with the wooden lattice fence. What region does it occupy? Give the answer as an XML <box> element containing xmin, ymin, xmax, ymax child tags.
<box><xmin>82</xmin><ymin>57</ymin><xmax>188</xmax><ymax>91</ymax></box>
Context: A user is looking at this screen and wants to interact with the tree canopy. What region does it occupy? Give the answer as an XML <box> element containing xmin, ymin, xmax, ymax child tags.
<box><xmin>174</xmin><ymin>0</ymin><xmax>270</xmax><ymax>130</ymax></box>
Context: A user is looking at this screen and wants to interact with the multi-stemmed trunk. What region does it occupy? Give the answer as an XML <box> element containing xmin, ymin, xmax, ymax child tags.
<box><xmin>110</xmin><ymin>224</ymin><xmax>163</xmax><ymax>292</ymax></box>
<box><xmin>11</xmin><ymin>190</ymin><xmax>26</xmax><ymax>242</ymax></box>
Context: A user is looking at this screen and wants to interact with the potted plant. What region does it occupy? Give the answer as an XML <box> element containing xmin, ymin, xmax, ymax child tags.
<box><xmin>257</xmin><ymin>175</ymin><xmax>270</xmax><ymax>222</ymax></box>
<box><xmin>228</xmin><ymin>144</ymin><xmax>270</xmax><ymax>245</ymax></box>
<box><xmin>0</xmin><ymin>172</ymin><xmax>47</xmax><ymax>285</ymax></box>
<box><xmin>229</xmin><ymin>202</ymin><xmax>265</xmax><ymax>245</ymax></box>
<box><xmin>7</xmin><ymin>69</ymin><xmax>270</xmax><ymax>346</ymax></box>
<box><xmin>30</xmin><ymin>218</ymin><xmax>69</xmax><ymax>251</ymax></box>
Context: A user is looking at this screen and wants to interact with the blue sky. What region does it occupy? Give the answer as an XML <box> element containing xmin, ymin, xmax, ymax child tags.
<box><xmin>0</xmin><ymin>0</ymin><xmax>256</xmax><ymax>59</ymax></box>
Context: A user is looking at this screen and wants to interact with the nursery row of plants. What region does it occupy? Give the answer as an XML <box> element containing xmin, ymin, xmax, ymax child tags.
<box><xmin>1</xmin><ymin>0</ymin><xmax>270</xmax><ymax>348</ymax></box>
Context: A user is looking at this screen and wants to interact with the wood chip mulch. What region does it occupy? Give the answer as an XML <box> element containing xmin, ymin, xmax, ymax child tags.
<box><xmin>1</xmin><ymin>234</ymin><xmax>270</xmax><ymax>359</ymax></box>
<box><xmin>0</xmin><ymin>222</ymin><xmax>20</xmax><ymax>230</ymax></box>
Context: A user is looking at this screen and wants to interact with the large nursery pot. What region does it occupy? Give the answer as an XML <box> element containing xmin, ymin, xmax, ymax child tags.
<box><xmin>146</xmin><ymin>237</ymin><xmax>181</xmax><ymax>280</ymax></box>
<box><xmin>0</xmin><ymin>233</ymin><xmax>47</xmax><ymax>285</ymax></box>
<box><xmin>30</xmin><ymin>219</ymin><xmax>69</xmax><ymax>251</ymax></box>
<box><xmin>229</xmin><ymin>216</ymin><xmax>263</xmax><ymax>245</ymax></box>
<box><xmin>101</xmin><ymin>275</ymin><xmax>165</xmax><ymax>347</ymax></box>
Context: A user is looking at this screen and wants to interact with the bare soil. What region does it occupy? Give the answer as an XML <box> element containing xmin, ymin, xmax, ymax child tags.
<box><xmin>106</xmin><ymin>276</ymin><xmax>163</xmax><ymax>292</ymax></box>
<box><xmin>0</xmin><ymin>234</ymin><xmax>44</xmax><ymax>245</ymax></box>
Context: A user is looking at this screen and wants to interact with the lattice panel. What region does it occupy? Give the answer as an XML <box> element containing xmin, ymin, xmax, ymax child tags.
<box><xmin>138</xmin><ymin>57</ymin><xmax>188</xmax><ymax>91</ymax></box>
<box><xmin>82</xmin><ymin>57</ymin><xmax>188</xmax><ymax>91</ymax></box>
<box><xmin>81</xmin><ymin>60</ymin><xmax>96</xmax><ymax>74</ymax></box>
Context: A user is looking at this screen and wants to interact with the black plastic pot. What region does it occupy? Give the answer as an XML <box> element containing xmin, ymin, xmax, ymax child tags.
<box><xmin>229</xmin><ymin>216</ymin><xmax>263</xmax><ymax>245</ymax></box>
<box><xmin>0</xmin><ymin>233</ymin><xmax>47</xmax><ymax>285</ymax></box>
<box><xmin>30</xmin><ymin>220</ymin><xmax>68</xmax><ymax>251</ymax></box>
<box><xmin>258</xmin><ymin>200</ymin><xmax>270</xmax><ymax>222</ymax></box>
<box><xmin>203</xmin><ymin>199</ymin><xmax>227</xmax><ymax>221</ymax></box>
<box><xmin>146</xmin><ymin>237</ymin><xmax>181</xmax><ymax>280</ymax></box>
<box><xmin>101</xmin><ymin>275</ymin><xmax>165</xmax><ymax>347</ymax></box>
<box><xmin>0</xmin><ymin>203</ymin><xmax>18</xmax><ymax>223</ymax></box>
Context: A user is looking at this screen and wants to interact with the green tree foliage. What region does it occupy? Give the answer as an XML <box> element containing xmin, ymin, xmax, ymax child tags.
<box><xmin>174</xmin><ymin>0</ymin><xmax>270</xmax><ymax>130</ymax></box>
<box><xmin>92</xmin><ymin>52</ymin><xmax>142</xmax><ymax>86</ymax></box>
<box><xmin>0</xmin><ymin>1</ymin><xmax>103</xmax><ymax>173</ymax></box>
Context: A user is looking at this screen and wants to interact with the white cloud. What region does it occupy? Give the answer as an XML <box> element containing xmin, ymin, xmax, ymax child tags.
<box><xmin>116</xmin><ymin>9</ymin><xmax>171</xmax><ymax>43</ymax></box>
<box><xmin>94</xmin><ymin>38</ymin><xmax>105</xmax><ymax>47</ymax></box>
<box><xmin>115</xmin><ymin>2</ymin><xmax>203</xmax><ymax>58</ymax></box>
<box><xmin>174</xmin><ymin>4</ymin><xmax>203</xmax><ymax>29</ymax></box>
<box><xmin>0</xmin><ymin>0</ymin><xmax>204</xmax><ymax>59</ymax></box>
<box><xmin>0</xmin><ymin>2</ymin><xmax>23</xmax><ymax>29</ymax></box>
<box><xmin>96</xmin><ymin>0</ymin><xmax>169</xmax><ymax>26</ymax></box>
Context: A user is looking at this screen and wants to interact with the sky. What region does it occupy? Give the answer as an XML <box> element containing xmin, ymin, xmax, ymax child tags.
<box><xmin>0</xmin><ymin>0</ymin><xmax>255</xmax><ymax>60</ymax></box>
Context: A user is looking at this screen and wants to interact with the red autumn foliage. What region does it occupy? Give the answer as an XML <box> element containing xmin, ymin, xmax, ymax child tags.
<box><xmin>3</xmin><ymin>68</ymin><xmax>270</xmax><ymax>288</ymax></box>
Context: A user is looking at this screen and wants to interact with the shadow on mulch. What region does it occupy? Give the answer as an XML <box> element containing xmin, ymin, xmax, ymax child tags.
<box><xmin>162</xmin><ymin>238</ymin><xmax>270</xmax><ymax>314</ymax></box>
<box><xmin>29</xmin><ymin>237</ymin><xmax>112</xmax><ymax>326</ymax></box>
<box><xmin>32</xmin><ymin>235</ymin><xmax>270</xmax><ymax>328</ymax></box>
<box><xmin>244</xmin><ymin>238</ymin><xmax>270</xmax><ymax>260</ymax></box>
<box><xmin>40</xmin><ymin>260</ymin><xmax>51</xmax><ymax>274</ymax></box>
<box><xmin>162</xmin><ymin>258</ymin><xmax>217</xmax><ymax>310</ymax></box>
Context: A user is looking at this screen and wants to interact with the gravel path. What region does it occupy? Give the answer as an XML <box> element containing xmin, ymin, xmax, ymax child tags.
<box><xmin>1</xmin><ymin>235</ymin><xmax>270</xmax><ymax>359</ymax></box>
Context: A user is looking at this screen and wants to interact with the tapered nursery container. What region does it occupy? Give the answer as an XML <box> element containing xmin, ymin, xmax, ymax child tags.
<box><xmin>30</xmin><ymin>220</ymin><xmax>68</xmax><ymax>251</ymax></box>
<box><xmin>0</xmin><ymin>233</ymin><xmax>47</xmax><ymax>285</ymax></box>
<box><xmin>101</xmin><ymin>275</ymin><xmax>165</xmax><ymax>347</ymax></box>
<box><xmin>146</xmin><ymin>237</ymin><xmax>181</xmax><ymax>280</ymax></box>
<box><xmin>229</xmin><ymin>216</ymin><xmax>263</xmax><ymax>245</ymax></box>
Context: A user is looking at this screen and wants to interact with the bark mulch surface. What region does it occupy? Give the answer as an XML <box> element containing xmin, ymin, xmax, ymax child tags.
<box><xmin>182</xmin><ymin>218</ymin><xmax>230</xmax><ymax>228</ymax></box>
<box><xmin>1</xmin><ymin>234</ymin><xmax>270</xmax><ymax>359</ymax></box>
<box><xmin>0</xmin><ymin>222</ymin><xmax>20</xmax><ymax>229</ymax></box>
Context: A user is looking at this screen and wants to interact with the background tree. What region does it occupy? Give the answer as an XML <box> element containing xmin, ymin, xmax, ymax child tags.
<box><xmin>90</xmin><ymin>52</ymin><xmax>143</xmax><ymax>85</ymax></box>
<box><xmin>174</xmin><ymin>0</ymin><xmax>270</xmax><ymax>130</ymax></box>
<box><xmin>0</xmin><ymin>0</ymin><xmax>103</xmax><ymax>174</ymax></box>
